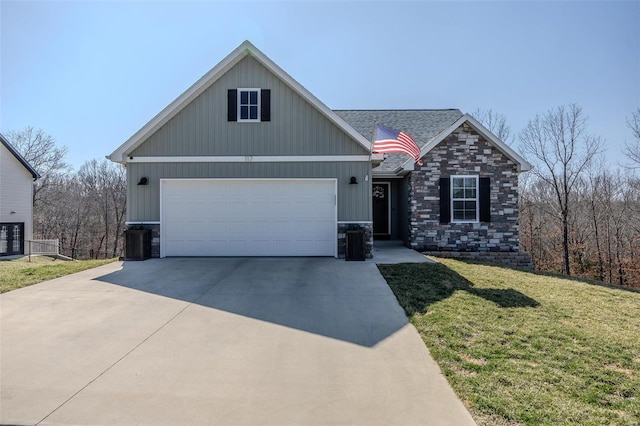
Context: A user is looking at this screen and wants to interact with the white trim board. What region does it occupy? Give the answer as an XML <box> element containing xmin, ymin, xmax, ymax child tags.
<box><xmin>337</xmin><ymin>221</ymin><xmax>373</xmax><ymax>224</ymax></box>
<box><xmin>128</xmin><ymin>155</ymin><xmax>371</xmax><ymax>163</ymax></box>
<box><xmin>371</xmin><ymin>174</ymin><xmax>405</xmax><ymax>179</ymax></box>
<box><xmin>159</xmin><ymin>177</ymin><xmax>339</xmax><ymax>182</ymax></box>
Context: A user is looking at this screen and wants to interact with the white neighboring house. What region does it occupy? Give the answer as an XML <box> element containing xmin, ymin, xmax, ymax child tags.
<box><xmin>0</xmin><ymin>133</ymin><xmax>40</xmax><ymax>256</ymax></box>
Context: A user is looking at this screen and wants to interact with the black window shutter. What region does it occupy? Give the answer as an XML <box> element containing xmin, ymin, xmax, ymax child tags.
<box><xmin>227</xmin><ymin>89</ymin><xmax>237</xmax><ymax>121</ymax></box>
<box><xmin>439</xmin><ymin>177</ymin><xmax>451</xmax><ymax>224</ymax></box>
<box><xmin>261</xmin><ymin>89</ymin><xmax>271</xmax><ymax>122</ymax></box>
<box><xmin>479</xmin><ymin>177</ymin><xmax>491</xmax><ymax>222</ymax></box>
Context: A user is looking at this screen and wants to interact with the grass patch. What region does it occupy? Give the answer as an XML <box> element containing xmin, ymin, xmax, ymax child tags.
<box><xmin>378</xmin><ymin>259</ymin><xmax>640</xmax><ymax>426</ymax></box>
<box><xmin>0</xmin><ymin>256</ymin><xmax>116</xmax><ymax>293</ymax></box>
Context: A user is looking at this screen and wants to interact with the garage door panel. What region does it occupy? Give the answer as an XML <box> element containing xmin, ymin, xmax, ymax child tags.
<box><xmin>227</xmin><ymin>201</ymin><xmax>249</xmax><ymax>217</ymax></box>
<box><xmin>183</xmin><ymin>220</ymin><xmax>206</xmax><ymax>237</ymax></box>
<box><xmin>208</xmin><ymin>202</ymin><xmax>234</xmax><ymax>216</ymax></box>
<box><xmin>164</xmin><ymin>221</ymin><xmax>184</xmax><ymax>236</ymax></box>
<box><xmin>162</xmin><ymin>180</ymin><xmax>336</xmax><ymax>257</ymax></box>
<box><xmin>164</xmin><ymin>199</ymin><xmax>184</xmax><ymax>217</ymax></box>
<box><xmin>189</xmin><ymin>202</ymin><xmax>209</xmax><ymax>218</ymax></box>
<box><xmin>288</xmin><ymin>221</ymin><xmax>331</xmax><ymax>236</ymax></box>
<box><xmin>268</xmin><ymin>201</ymin><xmax>290</xmax><ymax>217</ymax></box>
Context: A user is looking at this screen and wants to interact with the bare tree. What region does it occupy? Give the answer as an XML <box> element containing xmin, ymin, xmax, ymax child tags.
<box><xmin>472</xmin><ymin>108</ymin><xmax>512</xmax><ymax>143</ymax></box>
<box><xmin>5</xmin><ymin>126</ymin><xmax>70</xmax><ymax>205</ymax></box>
<box><xmin>520</xmin><ymin>153</ymin><xmax>640</xmax><ymax>286</ymax></box>
<box><xmin>585</xmin><ymin>162</ymin><xmax>606</xmax><ymax>281</ymax></box>
<box><xmin>624</xmin><ymin>108</ymin><xmax>640</xmax><ymax>167</ymax></box>
<box><xmin>109</xmin><ymin>164</ymin><xmax>127</xmax><ymax>258</ymax></box>
<box><xmin>519</xmin><ymin>104</ymin><xmax>603</xmax><ymax>276</ymax></box>
<box><xmin>77</xmin><ymin>159</ymin><xmax>127</xmax><ymax>259</ymax></box>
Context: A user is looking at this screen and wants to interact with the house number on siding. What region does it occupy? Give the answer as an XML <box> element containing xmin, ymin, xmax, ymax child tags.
<box><xmin>245</xmin><ymin>156</ymin><xmax>253</xmax><ymax>162</ymax></box>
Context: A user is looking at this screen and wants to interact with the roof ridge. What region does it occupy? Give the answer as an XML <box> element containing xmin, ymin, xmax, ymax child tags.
<box><xmin>333</xmin><ymin>109</ymin><xmax>461</xmax><ymax>112</ymax></box>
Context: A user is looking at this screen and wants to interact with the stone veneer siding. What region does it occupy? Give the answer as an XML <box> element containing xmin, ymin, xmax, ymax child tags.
<box><xmin>129</xmin><ymin>223</ymin><xmax>372</xmax><ymax>259</ymax></box>
<box><xmin>337</xmin><ymin>223</ymin><xmax>374</xmax><ymax>259</ymax></box>
<box><xmin>409</xmin><ymin>123</ymin><xmax>521</xmax><ymax>253</ymax></box>
<box><xmin>423</xmin><ymin>251</ymin><xmax>534</xmax><ymax>269</ymax></box>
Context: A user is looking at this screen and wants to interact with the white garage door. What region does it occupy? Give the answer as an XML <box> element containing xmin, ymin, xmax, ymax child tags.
<box><xmin>161</xmin><ymin>179</ymin><xmax>337</xmax><ymax>257</ymax></box>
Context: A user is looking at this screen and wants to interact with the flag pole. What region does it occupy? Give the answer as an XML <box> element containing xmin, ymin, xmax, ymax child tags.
<box><xmin>369</xmin><ymin>120</ymin><xmax>377</xmax><ymax>163</ymax></box>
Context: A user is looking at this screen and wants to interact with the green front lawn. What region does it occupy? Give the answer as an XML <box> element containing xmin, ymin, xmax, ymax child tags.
<box><xmin>0</xmin><ymin>256</ymin><xmax>117</xmax><ymax>293</ymax></box>
<box><xmin>378</xmin><ymin>259</ymin><xmax>640</xmax><ymax>426</ymax></box>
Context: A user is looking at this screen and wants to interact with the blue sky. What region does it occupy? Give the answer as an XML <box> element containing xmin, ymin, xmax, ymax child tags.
<box><xmin>1</xmin><ymin>1</ymin><xmax>638</xmax><ymax>170</ymax></box>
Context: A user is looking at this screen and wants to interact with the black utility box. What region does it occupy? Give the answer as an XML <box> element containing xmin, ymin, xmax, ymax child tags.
<box><xmin>125</xmin><ymin>229</ymin><xmax>152</xmax><ymax>260</ymax></box>
<box><xmin>345</xmin><ymin>229</ymin><xmax>365</xmax><ymax>261</ymax></box>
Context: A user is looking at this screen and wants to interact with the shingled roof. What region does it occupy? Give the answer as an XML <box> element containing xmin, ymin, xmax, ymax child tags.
<box><xmin>334</xmin><ymin>109</ymin><xmax>463</xmax><ymax>172</ymax></box>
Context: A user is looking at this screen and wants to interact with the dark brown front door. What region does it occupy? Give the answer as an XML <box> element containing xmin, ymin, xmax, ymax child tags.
<box><xmin>373</xmin><ymin>183</ymin><xmax>390</xmax><ymax>239</ymax></box>
<box><xmin>0</xmin><ymin>223</ymin><xmax>24</xmax><ymax>256</ymax></box>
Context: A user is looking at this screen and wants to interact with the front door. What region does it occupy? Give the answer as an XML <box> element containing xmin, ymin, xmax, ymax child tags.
<box><xmin>0</xmin><ymin>223</ymin><xmax>25</xmax><ymax>256</ymax></box>
<box><xmin>372</xmin><ymin>182</ymin><xmax>390</xmax><ymax>239</ymax></box>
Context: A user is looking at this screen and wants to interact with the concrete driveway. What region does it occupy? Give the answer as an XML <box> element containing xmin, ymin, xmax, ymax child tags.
<box><xmin>1</xmin><ymin>257</ymin><xmax>474</xmax><ymax>425</ymax></box>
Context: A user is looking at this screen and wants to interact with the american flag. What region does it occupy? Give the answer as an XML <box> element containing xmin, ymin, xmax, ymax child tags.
<box><xmin>373</xmin><ymin>124</ymin><xmax>423</xmax><ymax>165</ymax></box>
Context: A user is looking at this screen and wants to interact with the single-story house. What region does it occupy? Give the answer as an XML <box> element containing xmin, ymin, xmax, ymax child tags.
<box><xmin>109</xmin><ymin>41</ymin><xmax>531</xmax><ymax>266</ymax></box>
<box><xmin>1</xmin><ymin>133</ymin><xmax>40</xmax><ymax>256</ymax></box>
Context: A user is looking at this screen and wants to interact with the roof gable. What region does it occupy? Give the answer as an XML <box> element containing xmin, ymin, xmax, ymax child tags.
<box><xmin>401</xmin><ymin>114</ymin><xmax>531</xmax><ymax>172</ymax></box>
<box><xmin>128</xmin><ymin>56</ymin><xmax>369</xmax><ymax>158</ymax></box>
<box><xmin>0</xmin><ymin>133</ymin><xmax>40</xmax><ymax>179</ymax></box>
<box><xmin>335</xmin><ymin>109</ymin><xmax>464</xmax><ymax>172</ymax></box>
<box><xmin>109</xmin><ymin>41</ymin><xmax>371</xmax><ymax>162</ymax></box>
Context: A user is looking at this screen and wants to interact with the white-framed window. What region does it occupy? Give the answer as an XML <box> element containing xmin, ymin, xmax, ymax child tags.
<box><xmin>451</xmin><ymin>175</ymin><xmax>479</xmax><ymax>222</ymax></box>
<box><xmin>237</xmin><ymin>88</ymin><xmax>260</xmax><ymax>122</ymax></box>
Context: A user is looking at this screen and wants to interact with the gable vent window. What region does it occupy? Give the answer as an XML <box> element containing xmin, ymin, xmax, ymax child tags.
<box><xmin>239</xmin><ymin>89</ymin><xmax>259</xmax><ymax>121</ymax></box>
<box><xmin>228</xmin><ymin>89</ymin><xmax>271</xmax><ymax>122</ymax></box>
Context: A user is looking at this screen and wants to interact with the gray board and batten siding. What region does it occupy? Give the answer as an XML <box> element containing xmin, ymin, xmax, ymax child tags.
<box><xmin>126</xmin><ymin>55</ymin><xmax>372</xmax><ymax>223</ymax></box>
<box><xmin>130</xmin><ymin>57</ymin><xmax>369</xmax><ymax>157</ymax></box>
<box><xmin>127</xmin><ymin>162</ymin><xmax>371</xmax><ymax>222</ymax></box>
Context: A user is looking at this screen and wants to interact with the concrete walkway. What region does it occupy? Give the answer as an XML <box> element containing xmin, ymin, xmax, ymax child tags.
<box><xmin>1</xmin><ymin>257</ymin><xmax>474</xmax><ymax>426</ymax></box>
<box><xmin>371</xmin><ymin>240</ymin><xmax>434</xmax><ymax>264</ymax></box>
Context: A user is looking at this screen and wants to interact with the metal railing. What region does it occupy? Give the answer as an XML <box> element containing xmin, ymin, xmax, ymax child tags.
<box><xmin>28</xmin><ymin>239</ymin><xmax>60</xmax><ymax>256</ymax></box>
